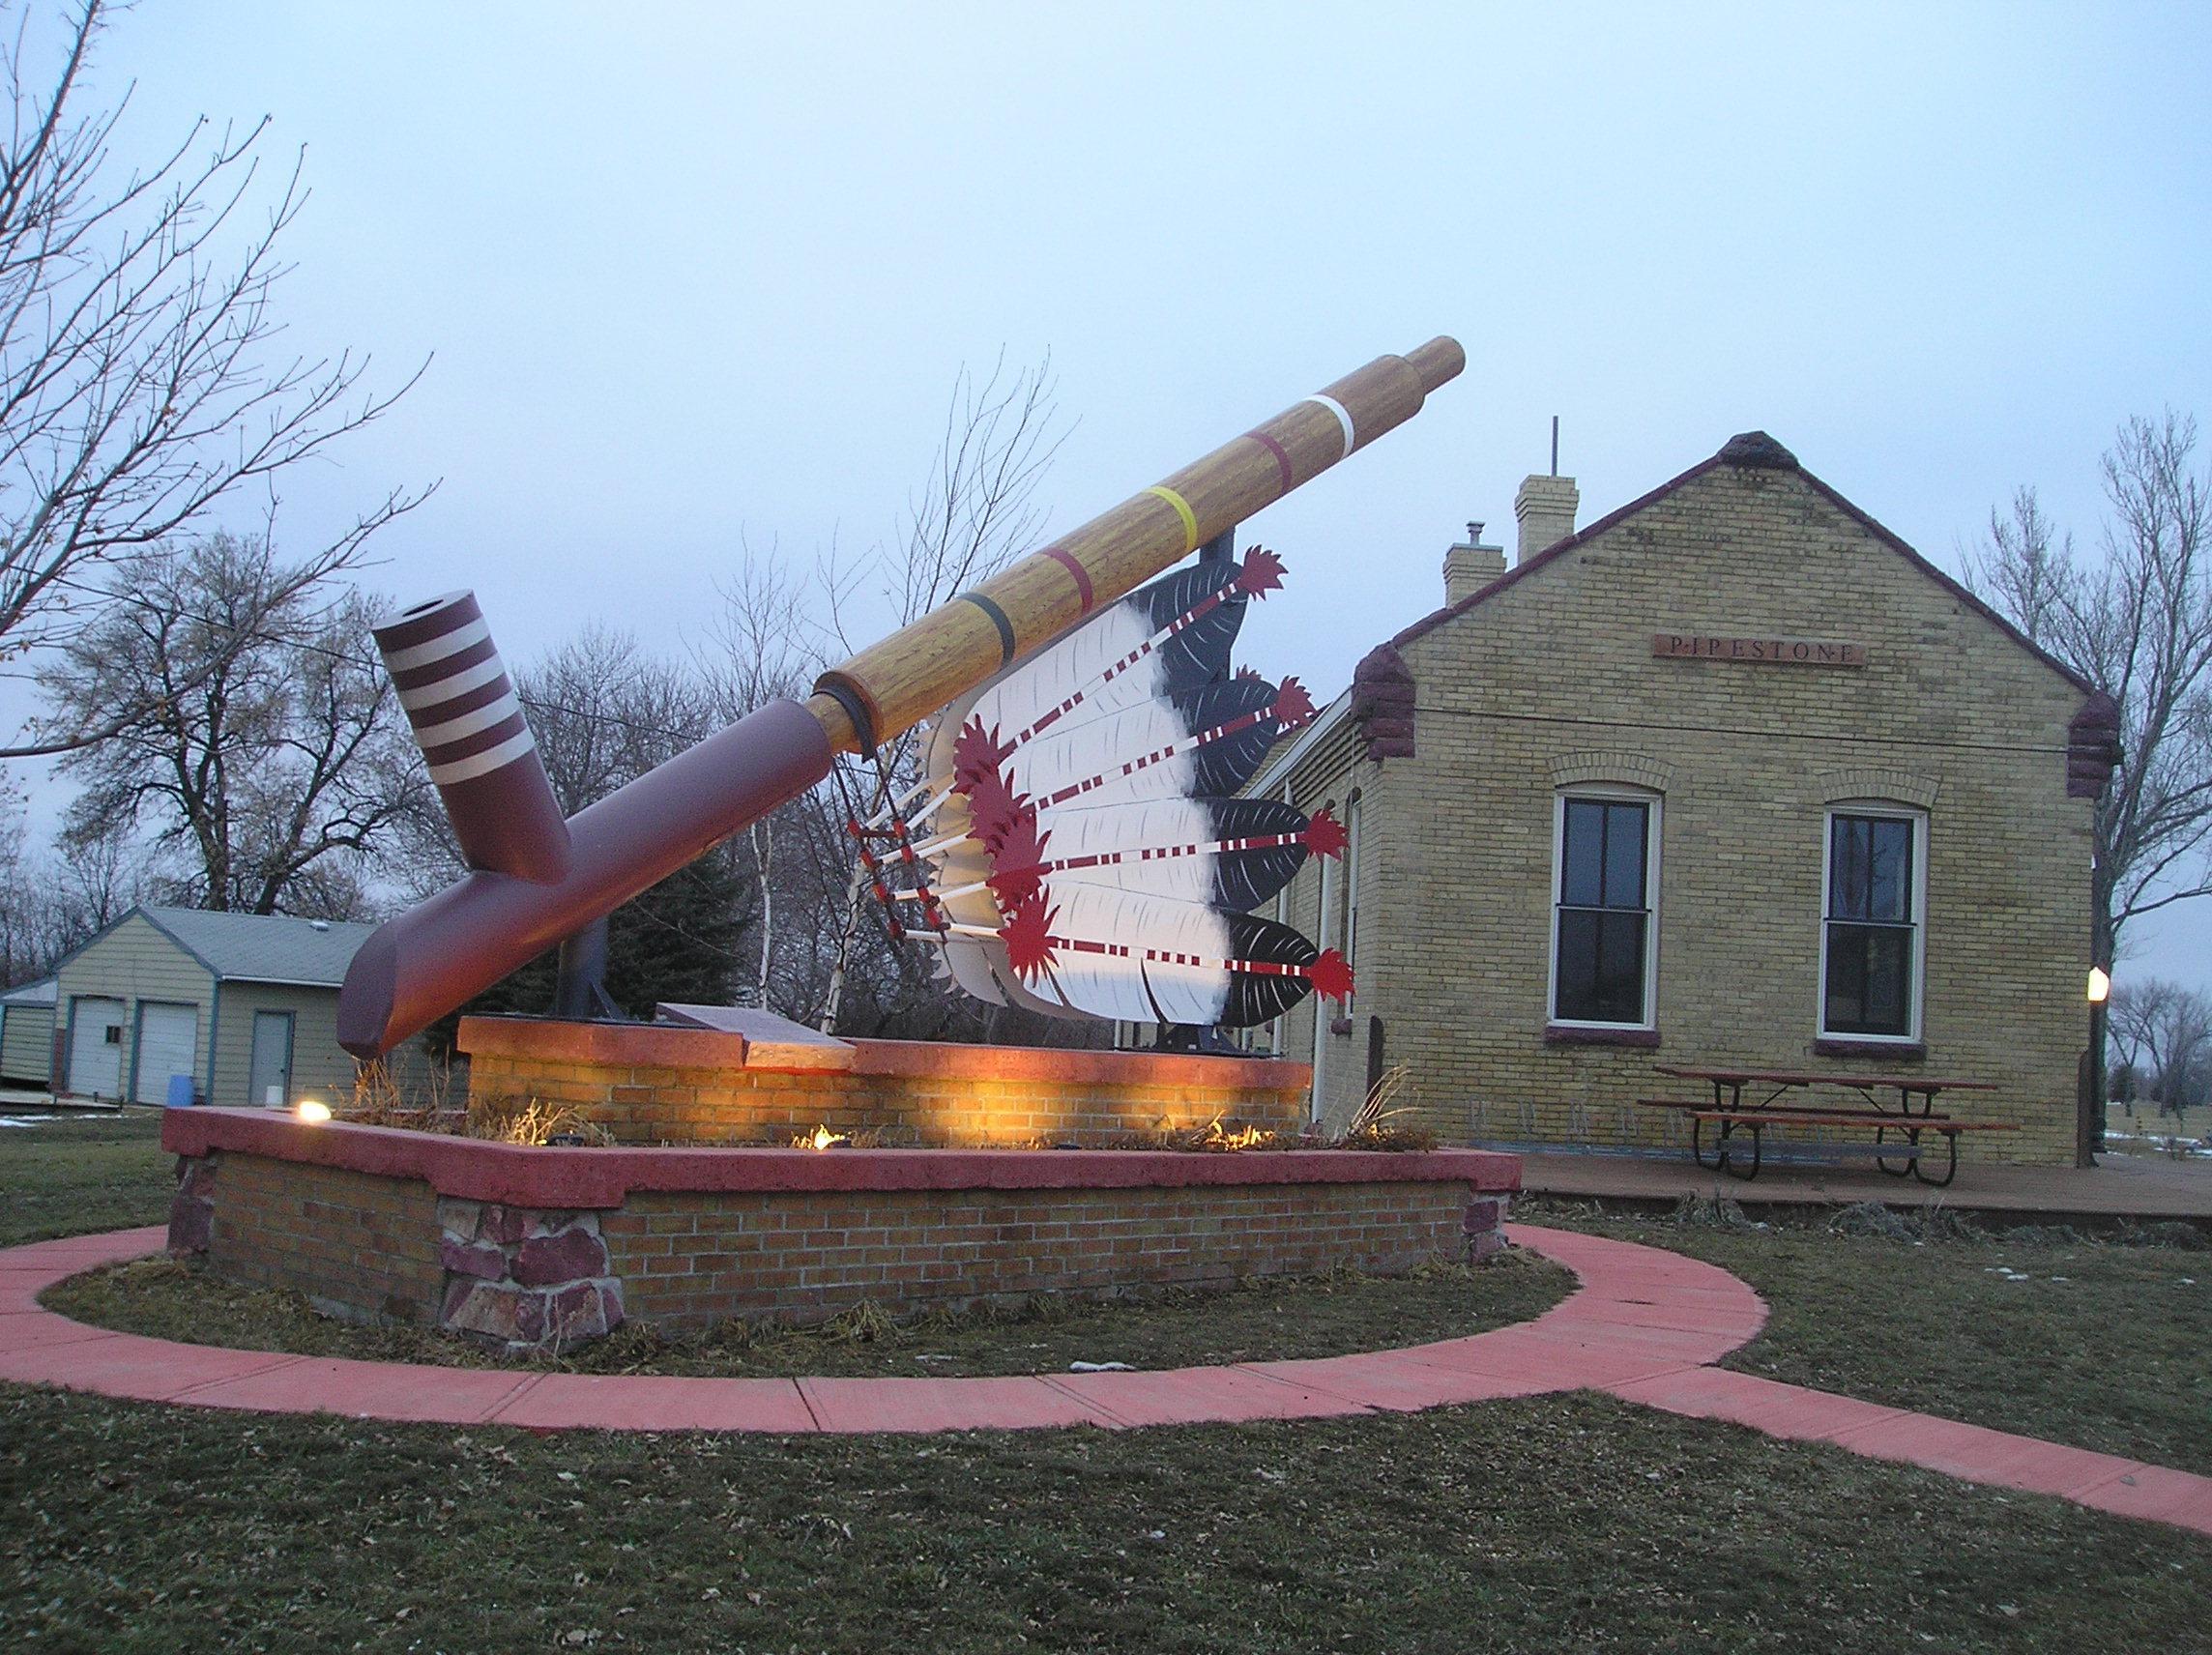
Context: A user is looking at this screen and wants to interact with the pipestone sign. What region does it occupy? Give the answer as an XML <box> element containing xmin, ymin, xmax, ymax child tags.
<box><xmin>1653</xmin><ymin>633</ymin><xmax>1868</xmax><ymax>668</ymax></box>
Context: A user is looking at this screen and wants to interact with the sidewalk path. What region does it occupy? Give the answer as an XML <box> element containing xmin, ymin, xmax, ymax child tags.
<box><xmin>4</xmin><ymin>1221</ymin><xmax>2206</xmax><ymax>1536</ymax></box>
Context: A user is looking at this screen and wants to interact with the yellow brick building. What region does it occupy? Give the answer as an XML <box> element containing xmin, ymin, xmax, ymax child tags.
<box><xmin>1249</xmin><ymin>432</ymin><xmax>2118</xmax><ymax>1166</ymax></box>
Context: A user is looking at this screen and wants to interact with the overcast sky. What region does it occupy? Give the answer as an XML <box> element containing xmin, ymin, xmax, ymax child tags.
<box><xmin>14</xmin><ymin>2</ymin><xmax>2211</xmax><ymax>984</ymax></box>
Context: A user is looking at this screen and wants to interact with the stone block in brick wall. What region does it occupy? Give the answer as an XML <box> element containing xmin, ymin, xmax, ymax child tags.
<box><xmin>443</xmin><ymin>1275</ymin><xmax>625</xmax><ymax>1350</ymax></box>
<box><xmin>511</xmin><ymin>1222</ymin><xmax>611</xmax><ymax>1288</ymax></box>
<box><xmin>430</xmin><ymin>1198</ymin><xmax>625</xmax><ymax>1352</ymax></box>
<box><xmin>1465</xmin><ymin>1195</ymin><xmax>1509</xmax><ymax>1263</ymax></box>
<box><xmin>439</xmin><ymin>1237</ymin><xmax>507</xmax><ymax>1280</ymax></box>
<box><xmin>167</xmin><ymin>1154</ymin><xmax>218</xmax><ymax>1257</ymax></box>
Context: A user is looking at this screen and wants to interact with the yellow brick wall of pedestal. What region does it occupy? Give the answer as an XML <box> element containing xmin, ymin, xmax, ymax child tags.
<box><xmin>204</xmin><ymin>1151</ymin><xmax>446</xmax><ymax>1324</ymax></box>
<box><xmin>1277</xmin><ymin>458</ymin><xmax>2094</xmax><ymax>1162</ymax></box>
<box><xmin>603</xmin><ymin>1181</ymin><xmax>1490</xmax><ymax>1328</ymax></box>
<box><xmin>463</xmin><ymin>1054</ymin><xmax>1309</xmax><ymax>1148</ymax></box>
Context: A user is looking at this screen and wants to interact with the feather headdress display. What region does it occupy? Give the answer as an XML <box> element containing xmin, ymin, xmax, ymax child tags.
<box><xmin>885</xmin><ymin>547</ymin><xmax>1351</xmax><ymax>1029</ymax></box>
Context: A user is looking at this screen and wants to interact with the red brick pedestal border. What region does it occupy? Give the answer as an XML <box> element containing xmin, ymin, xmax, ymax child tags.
<box><xmin>160</xmin><ymin>1109</ymin><xmax>1520</xmax><ymax>1350</ymax></box>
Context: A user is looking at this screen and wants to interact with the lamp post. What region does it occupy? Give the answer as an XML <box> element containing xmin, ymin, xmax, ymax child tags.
<box><xmin>2086</xmin><ymin>965</ymin><xmax>2111</xmax><ymax>1163</ymax></box>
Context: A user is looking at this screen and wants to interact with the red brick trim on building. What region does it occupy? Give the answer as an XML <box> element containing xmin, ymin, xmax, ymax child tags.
<box><xmin>1813</xmin><ymin>1038</ymin><xmax>1927</xmax><ymax>1062</ymax></box>
<box><xmin>1349</xmin><ymin>643</ymin><xmax>1417</xmax><ymax>760</ymax></box>
<box><xmin>1544</xmin><ymin>1025</ymin><xmax>1661</xmax><ymax>1049</ymax></box>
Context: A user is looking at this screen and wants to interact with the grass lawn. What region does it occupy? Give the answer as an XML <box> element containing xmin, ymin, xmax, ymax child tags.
<box><xmin>7</xmin><ymin>1120</ymin><xmax>2212</xmax><ymax>1650</ymax></box>
<box><xmin>1517</xmin><ymin>1196</ymin><xmax>2212</xmax><ymax>1479</ymax></box>
<box><xmin>0</xmin><ymin>1109</ymin><xmax>171</xmax><ymax>1246</ymax></box>
<box><xmin>6</xmin><ymin>1382</ymin><xmax>2210</xmax><ymax>1653</ymax></box>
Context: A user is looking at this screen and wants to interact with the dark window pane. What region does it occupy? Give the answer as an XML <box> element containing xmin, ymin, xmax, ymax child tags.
<box><xmin>1825</xmin><ymin>922</ymin><xmax>1912</xmax><ymax>1036</ymax></box>
<box><xmin>1561</xmin><ymin>801</ymin><xmax>1604</xmax><ymax>906</ymax></box>
<box><xmin>1556</xmin><ymin>910</ymin><xmax>1599</xmax><ymax>1018</ymax></box>
<box><xmin>1594</xmin><ymin>911</ymin><xmax>1646</xmax><ymax>1021</ymax></box>
<box><xmin>1863</xmin><ymin>927</ymin><xmax>1910</xmax><ymax>1031</ymax></box>
<box><xmin>1831</xmin><ymin>813</ymin><xmax>1915</xmax><ymax>921</ymax></box>
<box><xmin>1825</xmin><ymin>921</ymin><xmax>1868</xmax><ymax>1027</ymax></box>
<box><xmin>1829</xmin><ymin>816</ymin><xmax>1870</xmax><ymax>917</ymax></box>
<box><xmin>1602</xmin><ymin>803</ymin><xmax>1647</xmax><ymax>908</ymax></box>
<box><xmin>1868</xmin><ymin>819</ymin><xmax>1912</xmax><ymax>921</ymax></box>
<box><xmin>1557</xmin><ymin>911</ymin><xmax>1646</xmax><ymax>1023</ymax></box>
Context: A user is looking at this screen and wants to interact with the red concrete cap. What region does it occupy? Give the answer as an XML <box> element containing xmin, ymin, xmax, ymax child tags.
<box><xmin>161</xmin><ymin>1108</ymin><xmax>1521</xmax><ymax>1207</ymax></box>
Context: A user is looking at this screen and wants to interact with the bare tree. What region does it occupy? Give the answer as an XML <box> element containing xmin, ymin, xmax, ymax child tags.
<box><xmin>2107</xmin><ymin>978</ymin><xmax>2164</xmax><ymax>1114</ymax></box>
<box><xmin>814</xmin><ymin>354</ymin><xmax>1066</xmax><ymax>1032</ymax></box>
<box><xmin>1967</xmin><ymin>412</ymin><xmax>2212</xmax><ymax>963</ymax></box>
<box><xmin>522</xmin><ymin>624</ymin><xmax>712</xmax><ymax>815</ymax></box>
<box><xmin>2115</xmin><ymin>977</ymin><xmax>2212</xmax><ymax>1125</ymax></box>
<box><xmin>0</xmin><ymin>0</ymin><xmax>424</xmax><ymax>758</ymax></box>
<box><xmin>698</xmin><ymin>545</ymin><xmax>822</xmax><ymax>1010</ymax></box>
<box><xmin>33</xmin><ymin>532</ymin><xmax>422</xmax><ymax>915</ymax></box>
<box><xmin>0</xmin><ymin>781</ymin><xmax>146</xmax><ymax>979</ymax></box>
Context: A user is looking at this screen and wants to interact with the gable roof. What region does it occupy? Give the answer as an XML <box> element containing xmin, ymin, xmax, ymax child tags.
<box><xmin>1337</xmin><ymin>432</ymin><xmax>2120</xmax><ymax>796</ymax></box>
<box><xmin>132</xmin><ymin>907</ymin><xmax>378</xmax><ymax>988</ymax></box>
<box><xmin>1382</xmin><ymin>430</ymin><xmax>2099</xmax><ymax>697</ymax></box>
<box><xmin>1</xmin><ymin>974</ymin><xmax>56</xmax><ymax>1005</ymax></box>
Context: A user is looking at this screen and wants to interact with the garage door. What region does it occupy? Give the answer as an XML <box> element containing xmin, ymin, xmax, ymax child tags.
<box><xmin>132</xmin><ymin>1002</ymin><xmax>200</xmax><ymax>1105</ymax></box>
<box><xmin>67</xmin><ymin>998</ymin><xmax>127</xmax><ymax>1099</ymax></box>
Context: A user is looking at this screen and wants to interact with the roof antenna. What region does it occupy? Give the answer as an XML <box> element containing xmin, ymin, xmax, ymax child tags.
<box><xmin>1550</xmin><ymin>416</ymin><xmax>1559</xmax><ymax>477</ymax></box>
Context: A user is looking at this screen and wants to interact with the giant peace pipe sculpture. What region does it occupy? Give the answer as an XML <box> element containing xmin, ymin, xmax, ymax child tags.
<box><xmin>337</xmin><ymin>337</ymin><xmax>1466</xmax><ymax>1057</ymax></box>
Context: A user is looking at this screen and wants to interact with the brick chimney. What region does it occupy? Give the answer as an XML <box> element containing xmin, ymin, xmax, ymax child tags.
<box><xmin>1442</xmin><ymin>521</ymin><xmax>1506</xmax><ymax>606</ymax></box>
<box><xmin>1514</xmin><ymin>473</ymin><xmax>1580</xmax><ymax>562</ymax></box>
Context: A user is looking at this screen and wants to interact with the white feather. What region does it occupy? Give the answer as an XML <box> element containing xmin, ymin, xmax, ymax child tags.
<box><xmin>966</xmin><ymin>598</ymin><xmax>1167</xmax><ymax>748</ymax></box>
<box><xmin>1016</xmin><ymin>885</ymin><xmax>1233</xmax><ymax>1025</ymax></box>
<box><xmin>1003</xmin><ymin>695</ymin><xmax>1199</xmax><ymax>815</ymax></box>
<box><xmin>1019</xmin><ymin>797</ymin><xmax>1218</xmax><ymax>903</ymax></box>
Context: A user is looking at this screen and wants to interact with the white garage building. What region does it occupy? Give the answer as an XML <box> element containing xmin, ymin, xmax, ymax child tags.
<box><xmin>53</xmin><ymin>907</ymin><xmax>394</xmax><ymax>1108</ymax></box>
<box><xmin>1</xmin><ymin>975</ymin><xmax>58</xmax><ymax>1088</ymax></box>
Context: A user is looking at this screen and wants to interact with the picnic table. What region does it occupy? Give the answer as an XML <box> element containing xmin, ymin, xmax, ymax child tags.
<box><xmin>1638</xmin><ymin>1065</ymin><xmax>2013</xmax><ymax>1187</ymax></box>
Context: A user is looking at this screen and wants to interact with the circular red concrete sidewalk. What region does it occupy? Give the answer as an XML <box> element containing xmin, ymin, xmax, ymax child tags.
<box><xmin>3</xmin><ymin>1221</ymin><xmax>2206</xmax><ymax>1536</ymax></box>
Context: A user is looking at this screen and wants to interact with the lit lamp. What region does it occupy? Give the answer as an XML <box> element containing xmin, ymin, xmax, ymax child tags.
<box><xmin>2085</xmin><ymin>966</ymin><xmax>2111</xmax><ymax>1161</ymax></box>
<box><xmin>296</xmin><ymin>1099</ymin><xmax>333</xmax><ymax>1124</ymax></box>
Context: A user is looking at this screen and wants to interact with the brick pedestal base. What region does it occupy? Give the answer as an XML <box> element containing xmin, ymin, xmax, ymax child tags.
<box><xmin>162</xmin><ymin>1110</ymin><xmax>1521</xmax><ymax>1354</ymax></box>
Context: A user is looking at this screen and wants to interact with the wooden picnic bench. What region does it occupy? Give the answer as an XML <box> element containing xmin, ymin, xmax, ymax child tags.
<box><xmin>1640</xmin><ymin>1065</ymin><xmax>2016</xmax><ymax>1187</ymax></box>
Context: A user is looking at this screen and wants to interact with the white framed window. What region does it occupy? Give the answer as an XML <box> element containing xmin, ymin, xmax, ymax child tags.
<box><xmin>1819</xmin><ymin>805</ymin><xmax>1927</xmax><ymax>1041</ymax></box>
<box><xmin>1549</xmin><ymin>790</ymin><xmax>1660</xmax><ymax>1029</ymax></box>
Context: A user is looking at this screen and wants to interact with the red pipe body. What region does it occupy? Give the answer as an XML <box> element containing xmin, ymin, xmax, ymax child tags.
<box><xmin>338</xmin><ymin>699</ymin><xmax>830</xmax><ymax>1057</ymax></box>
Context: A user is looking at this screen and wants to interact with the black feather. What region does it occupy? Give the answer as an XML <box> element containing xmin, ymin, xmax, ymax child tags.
<box><xmin>1197</xmin><ymin>796</ymin><xmax>1313</xmax><ymax>912</ymax></box>
<box><xmin>1128</xmin><ymin>561</ymin><xmax>1245</xmax><ymax>695</ymax></box>
<box><xmin>1218</xmin><ymin>911</ymin><xmax>1321</xmax><ymax>1028</ymax></box>
<box><xmin>1167</xmin><ymin>678</ymin><xmax>1283</xmax><ymax>797</ymax></box>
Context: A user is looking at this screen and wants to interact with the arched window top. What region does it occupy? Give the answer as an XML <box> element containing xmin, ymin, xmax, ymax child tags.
<box><xmin>1550</xmin><ymin>749</ymin><xmax>1674</xmax><ymax>794</ymax></box>
<box><xmin>1817</xmin><ymin>768</ymin><xmax>1941</xmax><ymax>810</ymax></box>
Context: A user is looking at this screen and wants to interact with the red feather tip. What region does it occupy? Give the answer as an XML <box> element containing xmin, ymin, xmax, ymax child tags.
<box><xmin>984</xmin><ymin>802</ymin><xmax>1049</xmax><ymax>910</ymax></box>
<box><xmin>1272</xmin><ymin>676</ymin><xmax>1317</xmax><ymax>732</ymax></box>
<box><xmin>1308</xmin><ymin>948</ymin><xmax>1354</xmax><ymax>1004</ymax></box>
<box><xmin>1000</xmin><ymin>892</ymin><xmax>1059</xmax><ymax>979</ymax></box>
<box><xmin>967</xmin><ymin>773</ymin><xmax>1029</xmax><ymax>856</ymax></box>
<box><xmin>1303</xmin><ymin>806</ymin><xmax>1349</xmax><ymax>859</ymax></box>
<box><xmin>1234</xmin><ymin>544</ymin><xmax>1286</xmax><ymax>599</ymax></box>
<box><xmin>950</xmin><ymin>717</ymin><xmax>1012</xmax><ymax>797</ymax></box>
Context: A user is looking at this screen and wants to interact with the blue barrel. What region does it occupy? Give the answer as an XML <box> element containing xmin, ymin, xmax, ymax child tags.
<box><xmin>164</xmin><ymin>1074</ymin><xmax>197</xmax><ymax>1109</ymax></box>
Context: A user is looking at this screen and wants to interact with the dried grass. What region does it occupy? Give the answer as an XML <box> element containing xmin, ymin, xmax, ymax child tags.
<box><xmin>464</xmin><ymin>1093</ymin><xmax>613</xmax><ymax>1147</ymax></box>
<box><xmin>341</xmin><ymin>1059</ymin><xmax>459</xmax><ymax>1133</ymax></box>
